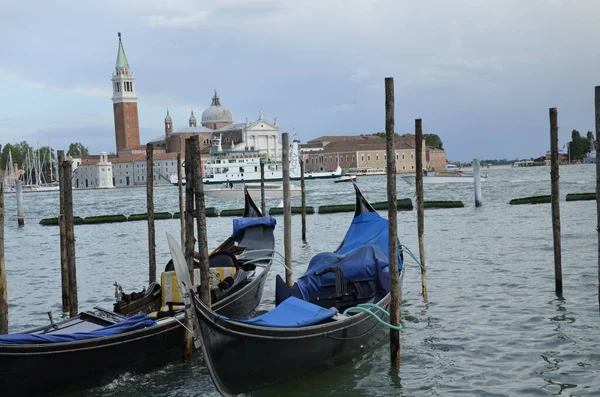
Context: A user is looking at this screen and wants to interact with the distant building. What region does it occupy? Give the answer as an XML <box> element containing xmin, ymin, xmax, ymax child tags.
<box><xmin>71</xmin><ymin>152</ymin><xmax>114</xmax><ymax>189</ymax></box>
<box><xmin>300</xmin><ymin>134</ymin><xmax>447</xmax><ymax>173</ymax></box>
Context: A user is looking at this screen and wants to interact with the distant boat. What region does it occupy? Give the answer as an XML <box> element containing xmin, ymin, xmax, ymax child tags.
<box><xmin>205</xmin><ymin>182</ymin><xmax>301</xmax><ymax>199</ymax></box>
<box><xmin>401</xmin><ymin>165</ymin><xmax>487</xmax><ymax>185</ymax></box>
<box><xmin>333</xmin><ymin>175</ymin><xmax>357</xmax><ymax>183</ymax></box>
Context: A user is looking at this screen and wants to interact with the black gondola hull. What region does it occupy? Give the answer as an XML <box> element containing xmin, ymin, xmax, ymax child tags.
<box><xmin>0</xmin><ymin>319</ymin><xmax>184</xmax><ymax>397</ymax></box>
<box><xmin>194</xmin><ymin>272</ymin><xmax>403</xmax><ymax>396</ymax></box>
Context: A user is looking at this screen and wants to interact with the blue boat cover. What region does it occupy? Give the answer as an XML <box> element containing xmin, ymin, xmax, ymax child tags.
<box><xmin>232</xmin><ymin>216</ymin><xmax>276</xmax><ymax>238</ymax></box>
<box><xmin>0</xmin><ymin>314</ymin><xmax>156</xmax><ymax>345</ymax></box>
<box><xmin>222</xmin><ymin>296</ymin><xmax>336</xmax><ymax>328</ymax></box>
<box><xmin>337</xmin><ymin>212</ymin><xmax>403</xmax><ymax>267</ymax></box>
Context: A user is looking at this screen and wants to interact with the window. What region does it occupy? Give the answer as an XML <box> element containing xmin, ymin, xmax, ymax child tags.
<box><xmin>396</xmin><ymin>153</ymin><xmax>399</xmax><ymax>160</ymax></box>
<box><xmin>402</xmin><ymin>154</ymin><xmax>405</xmax><ymax>160</ymax></box>
<box><xmin>352</xmin><ymin>155</ymin><xmax>355</xmax><ymax>161</ymax></box>
<box><xmin>410</xmin><ymin>153</ymin><xmax>414</xmax><ymax>159</ymax></box>
<box><xmin>361</xmin><ymin>155</ymin><xmax>364</xmax><ymax>162</ymax></box>
<box><xmin>346</xmin><ymin>155</ymin><xmax>349</xmax><ymax>162</ymax></box>
<box><xmin>367</xmin><ymin>155</ymin><xmax>371</xmax><ymax>161</ymax></box>
<box><xmin>403</xmin><ymin>166</ymin><xmax>406</xmax><ymax>170</ymax></box>
<box><xmin>376</xmin><ymin>155</ymin><xmax>379</xmax><ymax>161</ymax></box>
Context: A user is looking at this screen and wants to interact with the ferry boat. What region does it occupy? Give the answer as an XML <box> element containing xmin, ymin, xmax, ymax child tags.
<box><xmin>205</xmin><ymin>182</ymin><xmax>301</xmax><ymax>199</ymax></box>
<box><xmin>170</xmin><ymin>138</ymin><xmax>342</xmax><ymax>185</ymax></box>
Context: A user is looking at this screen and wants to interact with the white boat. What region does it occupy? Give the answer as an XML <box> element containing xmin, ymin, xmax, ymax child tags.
<box><xmin>204</xmin><ymin>183</ymin><xmax>301</xmax><ymax>199</ymax></box>
<box><xmin>333</xmin><ymin>175</ymin><xmax>357</xmax><ymax>183</ymax></box>
<box><xmin>170</xmin><ymin>137</ymin><xmax>342</xmax><ymax>186</ymax></box>
<box><xmin>401</xmin><ymin>165</ymin><xmax>488</xmax><ymax>185</ymax></box>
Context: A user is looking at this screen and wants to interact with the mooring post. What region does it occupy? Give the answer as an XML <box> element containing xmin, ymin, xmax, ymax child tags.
<box><xmin>385</xmin><ymin>77</ymin><xmax>400</xmax><ymax>366</ymax></box>
<box><xmin>184</xmin><ymin>138</ymin><xmax>196</xmax><ymax>278</ymax></box>
<box><xmin>15</xmin><ymin>180</ymin><xmax>24</xmax><ymax>226</ymax></box>
<box><xmin>0</xmin><ymin>181</ymin><xmax>7</xmax><ymax>334</ymax></box>
<box><xmin>57</xmin><ymin>150</ymin><xmax>69</xmax><ymax>313</ymax></box>
<box><xmin>473</xmin><ymin>158</ymin><xmax>483</xmax><ymax>207</ymax></box>
<box><xmin>146</xmin><ymin>144</ymin><xmax>156</xmax><ymax>284</ymax></box>
<box><xmin>549</xmin><ymin>107</ymin><xmax>563</xmax><ymax>297</ymax></box>
<box><xmin>415</xmin><ymin>119</ymin><xmax>428</xmax><ymax>301</ymax></box>
<box><xmin>282</xmin><ymin>132</ymin><xmax>293</xmax><ymax>287</ymax></box>
<box><xmin>595</xmin><ymin>86</ymin><xmax>600</xmax><ymax>310</ymax></box>
<box><xmin>260</xmin><ymin>161</ymin><xmax>266</xmax><ymax>216</ymax></box>
<box><xmin>300</xmin><ymin>159</ymin><xmax>307</xmax><ymax>244</ymax></box>
<box><xmin>192</xmin><ymin>136</ymin><xmax>210</xmax><ymax>306</ymax></box>
<box><xmin>62</xmin><ymin>157</ymin><xmax>78</xmax><ymax>317</ymax></box>
<box><xmin>177</xmin><ymin>153</ymin><xmax>185</xmax><ymax>249</ymax></box>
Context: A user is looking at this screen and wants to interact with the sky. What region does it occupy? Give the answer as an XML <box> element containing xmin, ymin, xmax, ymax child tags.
<box><xmin>1</xmin><ymin>0</ymin><xmax>600</xmax><ymax>161</ymax></box>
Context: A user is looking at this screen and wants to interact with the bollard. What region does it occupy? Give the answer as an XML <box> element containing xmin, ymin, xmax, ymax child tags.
<box><xmin>15</xmin><ymin>180</ymin><xmax>24</xmax><ymax>226</ymax></box>
<box><xmin>385</xmin><ymin>77</ymin><xmax>400</xmax><ymax>366</ymax></box>
<box><xmin>146</xmin><ymin>144</ymin><xmax>156</xmax><ymax>284</ymax></box>
<box><xmin>473</xmin><ymin>158</ymin><xmax>482</xmax><ymax>207</ymax></box>
<box><xmin>58</xmin><ymin>150</ymin><xmax>69</xmax><ymax>313</ymax></box>
<box><xmin>549</xmin><ymin>108</ymin><xmax>563</xmax><ymax>296</ymax></box>
<box><xmin>300</xmin><ymin>160</ymin><xmax>307</xmax><ymax>244</ymax></box>
<box><xmin>178</xmin><ymin>153</ymin><xmax>185</xmax><ymax>250</ymax></box>
<box><xmin>0</xmin><ymin>182</ymin><xmax>7</xmax><ymax>333</ymax></box>
<box><xmin>260</xmin><ymin>161</ymin><xmax>266</xmax><ymax>216</ymax></box>
<box><xmin>282</xmin><ymin>133</ymin><xmax>293</xmax><ymax>287</ymax></box>
<box><xmin>415</xmin><ymin>119</ymin><xmax>428</xmax><ymax>301</ymax></box>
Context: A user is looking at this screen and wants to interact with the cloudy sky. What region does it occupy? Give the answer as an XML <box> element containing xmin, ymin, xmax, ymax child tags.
<box><xmin>1</xmin><ymin>0</ymin><xmax>599</xmax><ymax>161</ymax></box>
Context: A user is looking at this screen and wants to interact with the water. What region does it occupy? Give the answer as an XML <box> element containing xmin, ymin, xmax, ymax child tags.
<box><xmin>3</xmin><ymin>164</ymin><xmax>599</xmax><ymax>397</ymax></box>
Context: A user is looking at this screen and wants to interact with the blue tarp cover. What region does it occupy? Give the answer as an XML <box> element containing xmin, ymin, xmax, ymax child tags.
<box><xmin>337</xmin><ymin>212</ymin><xmax>403</xmax><ymax>267</ymax></box>
<box><xmin>222</xmin><ymin>296</ymin><xmax>336</xmax><ymax>328</ymax></box>
<box><xmin>232</xmin><ymin>216</ymin><xmax>276</xmax><ymax>238</ymax></box>
<box><xmin>295</xmin><ymin>244</ymin><xmax>392</xmax><ymax>300</ymax></box>
<box><xmin>0</xmin><ymin>314</ymin><xmax>157</xmax><ymax>345</ymax></box>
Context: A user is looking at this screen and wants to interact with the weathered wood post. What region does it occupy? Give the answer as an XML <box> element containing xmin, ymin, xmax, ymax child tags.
<box><xmin>473</xmin><ymin>158</ymin><xmax>483</xmax><ymax>207</ymax></box>
<box><xmin>549</xmin><ymin>107</ymin><xmax>563</xmax><ymax>296</ymax></box>
<box><xmin>385</xmin><ymin>77</ymin><xmax>400</xmax><ymax>366</ymax></box>
<box><xmin>300</xmin><ymin>159</ymin><xmax>307</xmax><ymax>244</ymax></box>
<box><xmin>415</xmin><ymin>119</ymin><xmax>428</xmax><ymax>301</ymax></box>
<box><xmin>595</xmin><ymin>86</ymin><xmax>600</xmax><ymax>309</ymax></box>
<box><xmin>178</xmin><ymin>153</ymin><xmax>185</xmax><ymax>248</ymax></box>
<box><xmin>62</xmin><ymin>157</ymin><xmax>78</xmax><ymax>317</ymax></box>
<box><xmin>282</xmin><ymin>132</ymin><xmax>293</xmax><ymax>287</ymax></box>
<box><xmin>146</xmin><ymin>144</ymin><xmax>156</xmax><ymax>284</ymax></box>
<box><xmin>192</xmin><ymin>136</ymin><xmax>210</xmax><ymax>306</ymax></box>
<box><xmin>260</xmin><ymin>161</ymin><xmax>266</xmax><ymax>216</ymax></box>
<box><xmin>184</xmin><ymin>138</ymin><xmax>196</xmax><ymax>277</ymax></box>
<box><xmin>57</xmin><ymin>150</ymin><xmax>69</xmax><ymax>313</ymax></box>
<box><xmin>0</xmin><ymin>181</ymin><xmax>7</xmax><ymax>334</ymax></box>
<box><xmin>15</xmin><ymin>180</ymin><xmax>24</xmax><ymax>226</ymax></box>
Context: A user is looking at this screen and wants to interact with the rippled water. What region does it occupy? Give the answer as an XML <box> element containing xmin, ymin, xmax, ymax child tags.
<box><xmin>3</xmin><ymin>164</ymin><xmax>599</xmax><ymax>397</ymax></box>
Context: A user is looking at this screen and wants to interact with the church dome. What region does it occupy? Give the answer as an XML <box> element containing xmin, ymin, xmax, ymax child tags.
<box><xmin>202</xmin><ymin>91</ymin><xmax>233</xmax><ymax>125</ymax></box>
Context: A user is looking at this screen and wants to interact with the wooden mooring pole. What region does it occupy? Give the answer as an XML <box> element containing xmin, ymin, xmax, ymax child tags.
<box><xmin>282</xmin><ymin>132</ymin><xmax>293</xmax><ymax>287</ymax></box>
<box><xmin>385</xmin><ymin>77</ymin><xmax>400</xmax><ymax>366</ymax></box>
<box><xmin>146</xmin><ymin>144</ymin><xmax>156</xmax><ymax>284</ymax></box>
<box><xmin>260</xmin><ymin>161</ymin><xmax>266</xmax><ymax>216</ymax></box>
<box><xmin>300</xmin><ymin>159</ymin><xmax>307</xmax><ymax>244</ymax></box>
<box><xmin>15</xmin><ymin>180</ymin><xmax>24</xmax><ymax>226</ymax></box>
<box><xmin>0</xmin><ymin>181</ymin><xmax>7</xmax><ymax>334</ymax></box>
<box><xmin>549</xmin><ymin>107</ymin><xmax>563</xmax><ymax>297</ymax></box>
<box><xmin>62</xmin><ymin>157</ymin><xmax>78</xmax><ymax>316</ymax></box>
<box><xmin>184</xmin><ymin>138</ymin><xmax>196</xmax><ymax>277</ymax></box>
<box><xmin>415</xmin><ymin>119</ymin><xmax>428</xmax><ymax>301</ymax></box>
<box><xmin>595</xmin><ymin>86</ymin><xmax>600</xmax><ymax>310</ymax></box>
<box><xmin>57</xmin><ymin>150</ymin><xmax>69</xmax><ymax>313</ymax></box>
<box><xmin>178</xmin><ymin>153</ymin><xmax>185</xmax><ymax>249</ymax></box>
<box><xmin>192</xmin><ymin>136</ymin><xmax>210</xmax><ymax>306</ymax></box>
<box><xmin>473</xmin><ymin>158</ymin><xmax>483</xmax><ymax>207</ymax></box>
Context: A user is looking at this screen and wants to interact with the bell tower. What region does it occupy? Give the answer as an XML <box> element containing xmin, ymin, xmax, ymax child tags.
<box><xmin>112</xmin><ymin>32</ymin><xmax>140</xmax><ymax>154</ymax></box>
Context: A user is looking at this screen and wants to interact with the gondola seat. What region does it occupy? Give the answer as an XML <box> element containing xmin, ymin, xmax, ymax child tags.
<box><xmin>221</xmin><ymin>296</ymin><xmax>336</xmax><ymax>328</ymax></box>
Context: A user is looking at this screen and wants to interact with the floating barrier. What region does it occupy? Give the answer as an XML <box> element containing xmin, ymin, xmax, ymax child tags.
<box><xmin>269</xmin><ymin>206</ymin><xmax>315</xmax><ymax>215</ymax></box>
<box><xmin>39</xmin><ymin>217</ymin><xmax>84</xmax><ymax>226</ymax></box>
<box><xmin>82</xmin><ymin>215</ymin><xmax>128</xmax><ymax>224</ymax></box>
<box><xmin>509</xmin><ymin>195</ymin><xmax>551</xmax><ymax>205</ymax></box>
<box><xmin>220</xmin><ymin>208</ymin><xmax>245</xmax><ymax>217</ymax></box>
<box><xmin>319</xmin><ymin>198</ymin><xmax>413</xmax><ymax>214</ymax></box>
<box><xmin>173</xmin><ymin>208</ymin><xmax>218</xmax><ymax>218</ymax></box>
<box><xmin>128</xmin><ymin>212</ymin><xmax>173</xmax><ymax>222</ymax></box>
<box><xmin>423</xmin><ymin>201</ymin><xmax>464</xmax><ymax>209</ymax></box>
<box><xmin>566</xmin><ymin>192</ymin><xmax>596</xmax><ymax>201</ymax></box>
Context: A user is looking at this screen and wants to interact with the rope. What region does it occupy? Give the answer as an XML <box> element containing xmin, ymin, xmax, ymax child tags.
<box><xmin>342</xmin><ymin>303</ymin><xmax>402</xmax><ymax>331</ymax></box>
<box><xmin>400</xmin><ymin>244</ymin><xmax>426</xmax><ymax>271</ymax></box>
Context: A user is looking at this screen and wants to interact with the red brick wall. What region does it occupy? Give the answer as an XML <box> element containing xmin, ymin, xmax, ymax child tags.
<box><xmin>114</xmin><ymin>102</ymin><xmax>140</xmax><ymax>153</ymax></box>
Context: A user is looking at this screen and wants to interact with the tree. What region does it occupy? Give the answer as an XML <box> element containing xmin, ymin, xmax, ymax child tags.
<box><xmin>369</xmin><ymin>132</ymin><xmax>399</xmax><ymax>138</ymax></box>
<box><xmin>569</xmin><ymin>129</ymin><xmax>592</xmax><ymax>162</ymax></box>
<box><xmin>67</xmin><ymin>142</ymin><xmax>89</xmax><ymax>157</ymax></box>
<box><xmin>424</xmin><ymin>133</ymin><xmax>444</xmax><ymax>149</ymax></box>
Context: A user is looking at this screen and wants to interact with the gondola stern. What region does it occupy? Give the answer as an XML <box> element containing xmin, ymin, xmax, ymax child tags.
<box><xmin>244</xmin><ymin>187</ymin><xmax>263</xmax><ymax>217</ymax></box>
<box><xmin>353</xmin><ymin>183</ymin><xmax>376</xmax><ymax>217</ymax></box>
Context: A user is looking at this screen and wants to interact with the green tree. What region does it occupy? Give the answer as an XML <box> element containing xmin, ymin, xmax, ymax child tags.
<box><xmin>369</xmin><ymin>132</ymin><xmax>399</xmax><ymax>138</ymax></box>
<box><xmin>67</xmin><ymin>142</ymin><xmax>89</xmax><ymax>157</ymax></box>
<box><xmin>424</xmin><ymin>133</ymin><xmax>444</xmax><ymax>149</ymax></box>
<box><xmin>569</xmin><ymin>129</ymin><xmax>591</xmax><ymax>162</ymax></box>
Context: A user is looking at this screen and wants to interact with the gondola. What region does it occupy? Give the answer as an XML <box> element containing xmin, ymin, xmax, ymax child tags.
<box><xmin>0</xmin><ymin>189</ymin><xmax>276</xmax><ymax>397</ymax></box>
<box><xmin>191</xmin><ymin>184</ymin><xmax>404</xmax><ymax>396</ymax></box>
